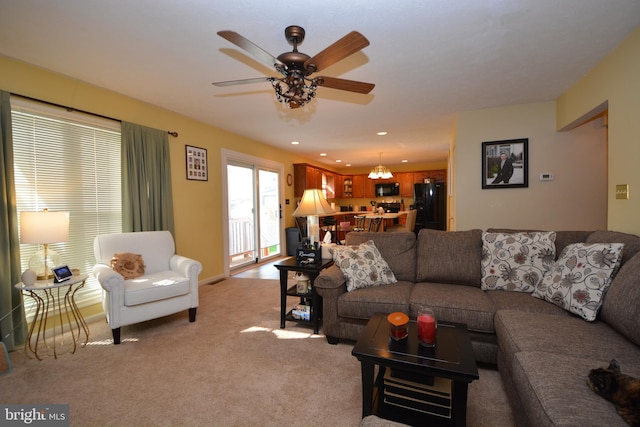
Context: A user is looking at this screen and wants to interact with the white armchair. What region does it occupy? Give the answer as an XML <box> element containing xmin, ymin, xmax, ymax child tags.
<box><xmin>92</xmin><ymin>231</ymin><xmax>202</xmax><ymax>344</ymax></box>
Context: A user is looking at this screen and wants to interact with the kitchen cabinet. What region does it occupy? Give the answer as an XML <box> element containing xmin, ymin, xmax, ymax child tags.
<box><xmin>294</xmin><ymin>164</ymin><xmax>322</xmax><ymax>197</ymax></box>
<box><xmin>414</xmin><ymin>169</ymin><xmax>447</xmax><ymax>184</ymax></box>
<box><xmin>397</xmin><ymin>172</ymin><xmax>415</xmax><ymax>197</ymax></box>
<box><xmin>352</xmin><ymin>175</ymin><xmax>368</xmax><ymax>198</ymax></box>
<box><xmin>334</xmin><ymin>174</ymin><xmax>344</xmax><ymax>198</ymax></box>
<box><xmin>294</xmin><ymin>164</ymin><xmax>447</xmax><ymax>199</ymax></box>
<box><xmin>341</xmin><ymin>176</ymin><xmax>353</xmax><ymax>198</ymax></box>
<box><xmin>324</xmin><ymin>172</ymin><xmax>336</xmax><ymax>199</ymax></box>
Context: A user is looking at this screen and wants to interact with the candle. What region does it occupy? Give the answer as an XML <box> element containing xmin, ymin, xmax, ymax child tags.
<box><xmin>417</xmin><ymin>307</ymin><xmax>437</xmax><ymax>347</ymax></box>
<box><xmin>387</xmin><ymin>312</ymin><xmax>409</xmax><ymax>341</ymax></box>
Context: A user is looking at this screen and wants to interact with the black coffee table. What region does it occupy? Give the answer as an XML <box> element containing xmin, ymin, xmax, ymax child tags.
<box><xmin>352</xmin><ymin>312</ymin><xmax>479</xmax><ymax>427</ymax></box>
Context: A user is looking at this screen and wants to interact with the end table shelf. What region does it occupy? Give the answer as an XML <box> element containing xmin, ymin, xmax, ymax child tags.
<box><xmin>285</xmin><ymin>285</ymin><xmax>313</xmax><ymax>321</ymax></box>
<box><xmin>274</xmin><ymin>257</ymin><xmax>334</xmax><ymax>334</ymax></box>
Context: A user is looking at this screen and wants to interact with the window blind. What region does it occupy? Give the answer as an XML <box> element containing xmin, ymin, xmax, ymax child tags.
<box><xmin>11</xmin><ymin>98</ymin><xmax>122</xmax><ymax>314</ymax></box>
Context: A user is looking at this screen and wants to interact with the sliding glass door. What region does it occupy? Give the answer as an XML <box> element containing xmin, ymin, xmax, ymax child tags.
<box><xmin>258</xmin><ymin>169</ymin><xmax>280</xmax><ymax>260</ymax></box>
<box><xmin>227</xmin><ymin>161</ymin><xmax>281</xmax><ymax>271</ymax></box>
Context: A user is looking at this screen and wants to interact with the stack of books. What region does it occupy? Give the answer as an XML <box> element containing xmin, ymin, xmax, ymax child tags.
<box><xmin>291</xmin><ymin>304</ymin><xmax>311</xmax><ymax>321</ymax></box>
<box><xmin>383</xmin><ymin>368</ymin><xmax>452</xmax><ymax>419</ymax></box>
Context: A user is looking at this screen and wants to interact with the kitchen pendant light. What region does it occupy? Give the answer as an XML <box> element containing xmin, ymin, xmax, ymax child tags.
<box><xmin>368</xmin><ymin>152</ymin><xmax>393</xmax><ymax>179</ymax></box>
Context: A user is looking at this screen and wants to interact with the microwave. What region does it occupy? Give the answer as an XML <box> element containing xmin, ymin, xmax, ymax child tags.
<box><xmin>375</xmin><ymin>182</ymin><xmax>400</xmax><ymax>197</ymax></box>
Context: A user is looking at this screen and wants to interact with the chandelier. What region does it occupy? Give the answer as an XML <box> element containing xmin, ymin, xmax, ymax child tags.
<box><xmin>269</xmin><ymin>72</ymin><xmax>320</xmax><ymax>109</ymax></box>
<box><xmin>368</xmin><ymin>152</ymin><xmax>393</xmax><ymax>179</ymax></box>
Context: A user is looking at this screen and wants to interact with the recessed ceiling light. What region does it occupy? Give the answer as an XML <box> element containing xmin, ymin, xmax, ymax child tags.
<box><xmin>402</xmin><ymin>159</ymin><xmax>408</xmax><ymax>163</ymax></box>
<box><xmin>335</xmin><ymin>160</ymin><xmax>342</xmax><ymax>163</ymax></box>
<box><xmin>345</xmin><ymin>163</ymin><xmax>351</xmax><ymax>167</ymax></box>
<box><xmin>377</xmin><ymin>131</ymin><xmax>387</xmax><ymax>136</ymax></box>
<box><xmin>320</xmin><ymin>153</ymin><xmax>327</xmax><ymax>157</ymax></box>
<box><xmin>291</xmin><ymin>141</ymin><xmax>299</xmax><ymax>145</ymax></box>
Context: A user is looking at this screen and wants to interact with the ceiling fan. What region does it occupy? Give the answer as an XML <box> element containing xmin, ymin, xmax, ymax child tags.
<box><xmin>212</xmin><ymin>25</ymin><xmax>375</xmax><ymax>109</ymax></box>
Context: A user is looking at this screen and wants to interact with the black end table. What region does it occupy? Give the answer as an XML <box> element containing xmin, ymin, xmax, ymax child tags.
<box><xmin>274</xmin><ymin>257</ymin><xmax>333</xmax><ymax>334</ymax></box>
<box><xmin>352</xmin><ymin>312</ymin><xmax>479</xmax><ymax>427</ymax></box>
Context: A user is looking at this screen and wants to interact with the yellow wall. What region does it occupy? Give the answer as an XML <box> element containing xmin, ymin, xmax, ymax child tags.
<box><xmin>556</xmin><ymin>26</ymin><xmax>640</xmax><ymax>234</ymax></box>
<box><xmin>453</xmin><ymin>101</ymin><xmax>608</xmax><ymax>231</ymax></box>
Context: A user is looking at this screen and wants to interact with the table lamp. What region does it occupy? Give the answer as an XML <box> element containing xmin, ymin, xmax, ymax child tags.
<box><xmin>20</xmin><ymin>209</ymin><xmax>70</xmax><ymax>280</ymax></box>
<box><xmin>292</xmin><ymin>189</ymin><xmax>335</xmax><ymax>247</ymax></box>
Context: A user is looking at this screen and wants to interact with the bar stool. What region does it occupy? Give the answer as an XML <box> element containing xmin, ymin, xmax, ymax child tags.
<box><xmin>368</xmin><ymin>216</ymin><xmax>383</xmax><ymax>232</ymax></box>
<box><xmin>321</xmin><ymin>216</ymin><xmax>338</xmax><ymax>243</ymax></box>
<box><xmin>353</xmin><ymin>215</ymin><xmax>367</xmax><ymax>232</ymax></box>
<box><xmin>338</xmin><ymin>221</ymin><xmax>351</xmax><ymax>244</ymax></box>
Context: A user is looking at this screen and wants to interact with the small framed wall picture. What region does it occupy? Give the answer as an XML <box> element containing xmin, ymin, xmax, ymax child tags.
<box><xmin>186</xmin><ymin>145</ymin><xmax>208</xmax><ymax>181</ymax></box>
<box><xmin>481</xmin><ymin>138</ymin><xmax>528</xmax><ymax>189</ymax></box>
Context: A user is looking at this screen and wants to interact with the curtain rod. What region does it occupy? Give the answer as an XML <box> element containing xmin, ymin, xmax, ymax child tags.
<box><xmin>12</xmin><ymin>93</ymin><xmax>179</xmax><ymax>137</ymax></box>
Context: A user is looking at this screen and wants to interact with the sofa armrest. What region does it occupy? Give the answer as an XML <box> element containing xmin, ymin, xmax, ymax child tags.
<box><xmin>314</xmin><ymin>264</ymin><xmax>347</xmax><ymax>292</ymax></box>
<box><xmin>92</xmin><ymin>263</ymin><xmax>124</xmax><ymax>292</ymax></box>
<box><xmin>314</xmin><ymin>264</ymin><xmax>348</xmax><ymax>341</ymax></box>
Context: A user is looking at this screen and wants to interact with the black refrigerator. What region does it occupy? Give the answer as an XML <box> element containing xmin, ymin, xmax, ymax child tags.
<box><xmin>414</xmin><ymin>181</ymin><xmax>447</xmax><ymax>231</ymax></box>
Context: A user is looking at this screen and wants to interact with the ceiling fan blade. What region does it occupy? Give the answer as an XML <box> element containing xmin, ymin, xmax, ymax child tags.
<box><xmin>305</xmin><ymin>31</ymin><xmax>370</xmax><ymax>73</ymax></box>
<box><xmin>316</xmin><ymin>76</ymin><xmax>375</xmax><ymax>94</ymax></box>
<box><xmin>212</xmin><ymin>77</ymin><xmax>272</xmax><ymax>87</ymax></box>
<box><xmin>217</xmin><ymin>30</ymin><xmax>283</xmax><ymax>69</ymax></box>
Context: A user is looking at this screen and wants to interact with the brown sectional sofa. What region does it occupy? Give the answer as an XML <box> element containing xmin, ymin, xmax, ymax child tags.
<box><xmin>314</xmin><ymin>229</ymin><xmax>640</xmax><ymax>427</ymax></box>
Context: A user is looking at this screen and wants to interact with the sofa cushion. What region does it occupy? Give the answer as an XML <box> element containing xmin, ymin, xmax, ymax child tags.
<box><xmin>509</xmin><ymin>352</ymin><xmax>633</xmax><ymax>427</ymax></box>
<box><xmin>345</xmin><ymin>232</ymin><xmax>416</xmax><ymax>282</ymax></box>
<box><xmin>486</xmin><ymin>290</ymin><xmax>569</xmax><ymax>317</ymax></box>
<box><xmin>495</xmin><ymin>310</ymin><xmax>639</xmax><ymax>367</ymax></box>
<box><xmin>532</xmin><ymin>243</ymin><xmax>624</xmax><ymax>321</ymax></box>
<box><xmin>337</xmin><ymin>281</ymin><xmax>413</xmax><ymax>320</ymax></box>
<box><xmin>481</xmin><ymin>231</ymin><xmax>556</xmax><ymax>292</ymax></box>
<box><xmin>585</xmin><ymin>230</ymin><xmax>640</xmax><ymax>265</ymax></box>
<box><xmin>416</xmin><ymin>229</ymin><xmax>483</xmax><ymax>286</ymax></box>
<box><xmin>600</xmin><ymin>251</ymin><xmax>640</xmax><ymax>346</ymax></box>
<box><xmin>331</xmin><ymin>240</ymin><xmax>397</xmax><ymax>292</ymax></box>
<box><xmin>124</xmin><ymin>270</ymin><xmax>191</xmax><ymax>306</ymax></box>
<box><xmin>410</xmin><ymin>282</ymin><xmax>495</xmax><ymax>333</ymax></box>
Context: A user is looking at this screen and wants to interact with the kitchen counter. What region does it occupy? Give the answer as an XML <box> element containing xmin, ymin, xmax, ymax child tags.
<box><xmin>317</xmin><ymin>211</ymin><xmax>411</xmax><ymax>234</ymax></box>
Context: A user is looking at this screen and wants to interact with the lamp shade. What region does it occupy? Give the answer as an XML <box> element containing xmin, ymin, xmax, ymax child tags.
<box><xmin>20</xmin><ymin>211</ymin><xmax>70</xmax><ymax>244</ymax></box>
<box><xmin>292</xmin><ymin>189</ymin><xmax>335</xmax><ymax>217</ymax></box>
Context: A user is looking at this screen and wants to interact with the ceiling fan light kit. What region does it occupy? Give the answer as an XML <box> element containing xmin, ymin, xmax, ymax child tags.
<box><xmin>269</xmin><ymin>74</ymin><xmax>319</xmax><ymax>109</ymax></box>
<box><xmin>213</xmin><ymin>25</ymin><xmax>374</xmax><ymax>109</ymax></box>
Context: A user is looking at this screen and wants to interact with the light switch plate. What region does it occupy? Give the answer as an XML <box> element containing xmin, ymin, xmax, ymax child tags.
<box><xmin>616</xmin><ymin>184</ymin><xmax>629</xmax><ymax>200</ymax></box>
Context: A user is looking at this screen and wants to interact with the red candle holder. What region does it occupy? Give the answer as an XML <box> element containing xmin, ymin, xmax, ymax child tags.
<box><xmin>417</xmin><ymin>307</ymin><xmax>437</xmax><ymax>347</ymax></box>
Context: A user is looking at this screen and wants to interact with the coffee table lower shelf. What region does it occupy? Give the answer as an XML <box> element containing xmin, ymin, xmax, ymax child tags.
<box><xmin>370</xmin><ymin>367</ymin><xmax>456</xmax><ymax>426</ymax></box>
<box><xmin>352</xmin><ymin>313</ymin><xmax>479</xmax><ymax>427</ymax></box>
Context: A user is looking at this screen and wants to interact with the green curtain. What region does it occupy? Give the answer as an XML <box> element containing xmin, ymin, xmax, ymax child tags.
<box><xmin>121</xmin><ymin>122</ymin><xmax>175</xmax><ymax>234</ymax></box>
<box><xmin>0</xmin><ymin>90</ymin><xmax>27</xmax><ymax>351</ymax></box>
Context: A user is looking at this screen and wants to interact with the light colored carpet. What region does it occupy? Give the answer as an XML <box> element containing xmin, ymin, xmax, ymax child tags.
<box><xmin>1</xmin><ymin>278</ymin><xmax>515</xmax><ymax>426</ymax></box>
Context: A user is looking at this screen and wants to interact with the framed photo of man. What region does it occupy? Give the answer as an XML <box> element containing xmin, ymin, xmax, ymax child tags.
<box><xmin>482</xmin><ymin>138</ymin><xmax>528</xmax><ymax>189</ymax></box>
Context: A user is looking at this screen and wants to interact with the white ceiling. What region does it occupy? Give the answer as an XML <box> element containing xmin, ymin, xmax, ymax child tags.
<box><xmin>1</xmin><ymin>1</ymin><xmax>639</xmax><ymax>170</ymax></box>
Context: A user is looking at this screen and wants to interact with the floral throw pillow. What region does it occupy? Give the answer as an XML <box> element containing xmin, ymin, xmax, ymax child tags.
<box><xmin>532</xmin><ymin>243</ymin><xmax>624</xmax><ymax>321</ymax></box>
<box><xmin>330</xmin><ymin>240</ymin><xmax>397</xmax><ymax>292</ymax></box>
<box><xmin>481</xmin><ymin>232</ymin><xmax>556</xmax><ymax>292</ymax></box>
